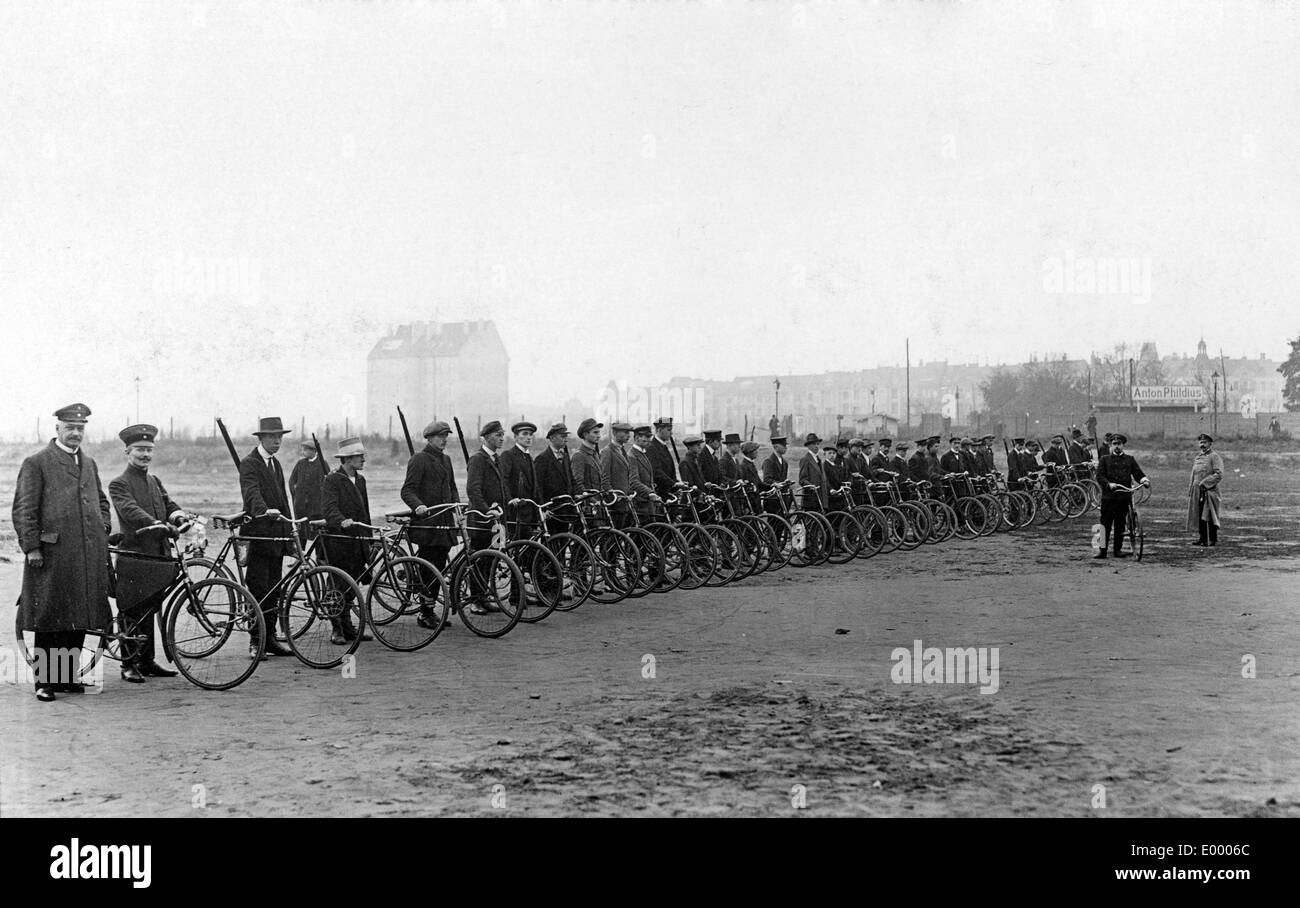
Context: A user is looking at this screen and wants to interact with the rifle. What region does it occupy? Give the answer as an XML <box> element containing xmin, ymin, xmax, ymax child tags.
<box><xmin>312</xmin><ymin>432</ymin><xmax>329</xmax><ymax>478</ymax></box>
<box><xmin>451</xmin><ymin>417</ymin><xmax>472</xmax><ymax>468</ymax></box>
<box><xmin>396</xmin><ymin>406</ymin><xmax>414</xmax><ymax>456</ymax></box>
<box><xmin>215</xmin><ymin>418</ymin><xmax>240</xmax><ymax>470</ymax></box>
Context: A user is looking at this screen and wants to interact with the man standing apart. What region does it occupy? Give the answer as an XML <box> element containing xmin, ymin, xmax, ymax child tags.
<box><xmin>1188</xmin><ymin>433</ymin><xmax>1224</xmax><ymax>547</ymax></box>
<box><xmin>400</xmin><ymin>420</ymin><xmax>459</xmax><ymax>628</ymax></box>
<box><xmin>14</xmin><ymin>404</ymin><xmax>112</xmax><ymax>701</ymax></box>
<box><xmin>1094</xmin><ymin>433</ymin><xmax>1149</xmax><ymax>559</ymax></box>
<box><xmin>239</xmin><ymin>416</ymin><xmax>296</xmax><ymax>658</ymax></box>
<box><xmin>109</xmin><ymin>423</ymin><xmax>185</xmax><ymax>683</ymax></box>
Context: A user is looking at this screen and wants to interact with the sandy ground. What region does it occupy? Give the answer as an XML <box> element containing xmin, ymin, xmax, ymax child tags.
<box><xmin>2</xmin><ymin>462</ymin><xmax>1298</xmax><ymax>817</ymax></box>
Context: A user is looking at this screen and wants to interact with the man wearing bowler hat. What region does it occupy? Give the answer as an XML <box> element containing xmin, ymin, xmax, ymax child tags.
<box><xmin>109</xmin><ymin>422</ymin><xmax>187</xmax><ymax>683</ymax></box>
<box><xmin>718</xmin><ymin>432</ymin><xmax>743</xmax><ymax>483</ymax></box>
<box><xmin>320</xmin><ymin>437</ymin><xmax>372</xmax><ymax>643</ymax></box>
<box><xmin>239</xmin><ymin>416</ymin><xmax>296</xmax><ymax>657</ymax></box>
<box><xmin>14</xmin><ymin>404</ymin><xmax>113</xmax><ymax>700</ymax></box>
<box><xmin>761</xmin><ymin>435</ymin><xmax>789</xmax><ymax>514</ymax></box>
<box><xmin>798</xmin><ymin>433</ymin><xmax>829</xmax><ymax>512</ymax></box>
<box><xmin>648</xmin><ymin>417</ymin><xmax>677</xmax><ymax>499</ymax></box>
<box><xmin>1094</xmin><ymin>432</ymin><xmax>1149</xmax><ymax>559</ymax></box>
<box><xmin>699</xmin><ymin>429</ymin><xmax>724</xmax><ymax>485</ymax></box>
<box><xmin>401</xmin><ymin>420</ymin><xmax>459</xmax><ymax>628</ymax></box>
<box><xmin>571</xmin><ymin>418</ymin><xmax>604</xmax><ymax>492</ymax></box>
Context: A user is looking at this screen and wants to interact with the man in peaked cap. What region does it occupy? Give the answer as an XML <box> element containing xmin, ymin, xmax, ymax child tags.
<box><xmin>500</xmin><ymin>420</ymin><xmax>538</xmax><ymax>507</ymax></box>
<box><xmin>648</xmin><ymin>417</ymin><xmax>678</xmax><ymax>499</ymax></box>
<box><xmin>679</xmin><ymin>434</ymin><xmax>706</xmax><ymax>490</ymax></box>
<box><xmin>464</xmin><ymin>420</ymin><xmax>510</xmax><ymax>614</ymax></box>
<box><xmin>939</xmin><ymin>436</ymin><xmax>964</xmax><ymax>475</ymax></box>
<box><xmin>1095</xmin><ymin>432</ymin><xmax>1149</xmax><ymax>559</ymax></box>
<box><xmin>699</xmin><ymin>429</ymin><xmax>724</xmax><ymax>485</ymax></box>
<box><xmin>629</xmin><ymin>425</ymin><xmax>661</xmax><ymax>521</ymax></box>
<box><xmin>761</xmin><ymin>435</ymin><xmax>790</xmax><ymax>513</ymax></box>
<box><xmin>868</xmin><ymin>438</ymin><xmax>892</xmax><ymax>479</ymax></box>
<box><xmin>109</xmin><ymin>422</ymin><xmax>188</xmax><ymax>683</ymax></box>
<box><xmin>14</xmin><ymin>404</ymin><xmax>113</xmax><ymax>700</ymax></box>
<box><xmin>570</xmin><ymin>418</ymin><xmax>604</xmax><ymax>493</ymax></box>
<box><xmin>401</xmin><ymin>419</ymin><xmax>459</xmax><ymax>628</ymax></box>
<box><xmin>534</xmin><ymin>424</ymin><xmax>575</xmax><ymax>527</ymax></box>
<box><xmin>319</xmin><ymin>437</ymin><xmax>371</xmax><ymax>643</ymax></box>
<box><xmin>238</xmin><ymin>416</ymin><xmax>296</xmax><ymax>658</ymax></box>
<box><xmin>890</xmin><ymin>440</ymin><xmax>911</xmax><ymax>480</ymax></box>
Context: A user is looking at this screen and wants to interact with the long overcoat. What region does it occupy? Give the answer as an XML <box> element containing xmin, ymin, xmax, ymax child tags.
<box><xmin>1186</xmin><ymin>450</ymin><xmax>1224</xmax><ymax>530</ymax></box>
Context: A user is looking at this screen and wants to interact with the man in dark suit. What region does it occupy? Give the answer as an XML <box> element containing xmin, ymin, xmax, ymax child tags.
<box><xmin>238</xmin><ymin>416</ymin><xmax>296</xmax><ymax>658</ymax></box>
<box><xmin>679</xmin><ymin>435</ymin><xmax>706</xmax><ymax>490</ymax></box>
<box><xmin>1094</xmin><ymin>433</ymin><xmax>1149</xmax><ymax>559</ymax></box>
<box><xmin>738</xmin><ymin>441</ymin><xmax>764</xmax><ymax>512</ymax></box>
<box><xmin>1007</xmin><ymin>438</ymin><xmax>1029</xmax><ymax>487</ymax></box>
<box><xmin>629</xmin><ymin>425</ymin><xmax>660</xmax><ymax>521</ymax></box>
<box><xmin>400</xmin><ymin>420</ymin><xmax>459</xmax><ymax>627</ymax></box>
<box><xmin>570</xmin><ymin>418</ymin><xmax>603</xmax><ymax>492</ymax></box>
<box><xmin>890</xmin><ymin>442</ymin><xmax>911</xmax><ymax>482</ymax></box>
<box><xmin>14</xmin><ymin>403</ymin><xmax>113</xmax><ymax>700</ymax></box>
<box><xmin>939</xmin><ymin>437</ymin><xmax>964</xmax><ymax>475</ymax></box>
<box><xmin>1066</xmin><ymin>428</ymin><xmax>1089</xmax><ymax>465</ymax></box>
<box><xmin>761</xmin><ymin>436</ymin><xmax>789</xmax><ymax>515</ymax></box>
<box><xmin>869</xmin><ymin>438</ymin><xmax>892</xmax><ymax>479</ymax></box>
<box><xmin>109</xmin><ymin>423</ymin><xmax>185</xmax><ymax>683</ymax></box>
<box><xmin>798</xmin><ymin>433</ymin><xmax>829</xmax><ymax>511</ymax></box>
<box><xmin>289</xmin><ymin>439</ymin><xmax>326</xmax><ymax>546</ymax></box>
<box><xmin>821</xmin><ymin>439</ymin><xmax>848</xmax><ymax>510</ymax></box>
<box><xmin>908</xmin><ymin>438</ymin><xmax>930</xmax><ymax>483</ymax></box>
<box><xmin>699</xmin><ymin>430</ymin><xmax>723</xmax><ymax>485</ymax></box>
<box><xmin>320</xmin><ymin>437</ymin><xmax>372</xmax><ymax>644</ymax></box>
<box><xmin>958</xmin><ymin>438</ymin><xmax>981</xmax><ymax>475</ymax></box>
<box><xmin>466</xmin><ymin>420</ymin><xmax>509</xmax><ymax>613</ymax></box>
<box><xmin>922</xmin><ymin>436</ymin><xmax>944</xmax><ymax>484</ymax></box>
<box><xmin>599</xmin><ymin>421</ymin><xmax>635</xmax><ymax>528</ymax></box>
<box><xmin>718</xmin><ymin>432</ymin><xmax>742</xmax><ymax>483</ymax></box>
<box><xmin>500</xmin><ymin>421</ymin><xmax>538</xmax><ymax>503</ymax></box>
<box><xmin>1041</xmin><ymin>434</ymin><xmax>1069</xmax><ymax>485</ymax></box>
<box><xmin>533</xmin><ymin>423</ymin><xmax>576</xmax><ymax>535</ymax></box>
<box><xmin>977</xmin><ymin>434</ymin><xmax>997</xmax><ymax>474</ymax></box>
<box><xmin>648</xmin><ymin>417</ymin><xmax>678</xmax><ymax>499</ymax></box>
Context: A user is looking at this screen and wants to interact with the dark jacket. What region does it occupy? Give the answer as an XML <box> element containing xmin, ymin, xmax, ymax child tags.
<box><xmin>629</xmin><ymin>445</ymin><xmax>657</xmax><ymax>506</ymax></box>
<box><xmin>499</xmin><ymin>445</ymin><xmax>537</xmax><ymax>502</ymax></box>
<box><xmin>109</xmin><ymin>464</ymin><xmax>182</xmax><ymax>611</ymax></box>
<box><xmin>679</xmin><ymin>451</ymin><xmax>704</xmax><ymax>489</ymax></box>
<box><xmin>699</xmin><ymin>445</ymin><xmax>722</xmax><ymax>484</ymax></box>
<box><xmin>466</xmin><ymin>449</ymin><xmax>507</xmax><ymax>516</ymax></box>
<box><xmin>648</xmin><ymin>437</ymin><xmax>677</xmax><ymax>499</ymax></box>
<box><xmin>959</xmin><ymin>450</ymin><xmax>981</xmax><ymax>475</ymax></box>
<box><xmin>908</xmin><ymin>451</ymin><xmax>929</xmax><ymax>483</ymax></box>
<box><xmin>570</xmin><ymin>444</ymin><xmax>602</xmax><ymax>492</ymax></box>
<box><xmin>1097</xmin><ymin>453</ymin><xmax>1146</xmax><ymax>501</ymax></box>
<box><xmin>14</xmin><ymin>442</ymin><xmax>113</xmax><ymax>631</ymax></box>
<box><xmin>321</xmin><ymin>468</ymin><xmax>372</xmax><ymax>577</ymax></box>
<box><xmin>888</xmin><ymin>454</ymin><xmax>909</xmax><ymax>479</ymax></box>
<box><xmin>718</xmin><ymin>450</ymin><xmax>741</xmax><ymax>482</ymax></box>
<box><xmin>1042</xmin><ymin>445</ymin><xmax>1069</xmax><ymax>469</ymax></box>
<box><xmin>761</xmin><ymin>451</ymin><xmax>789</xmax><ymax>484</ymax></box>
<box><xmin>798</xmin><ymin>452</ymin><xmax>828</xmax><ymax>510</ymax></box>
<box><xmin>401</xmin><ymin>444</ymin><xmax>460</xmax><ymax>547</ymax></box>
<box><xmin>289</xmin><ymin>456</ymin><xmax>326</xmax><ymax>519</ymax></box>
<box><xmin>534</xmin><ymin>446</ymin><xmax>574</xmax><ymax>505</ymax></box>
<box><xmin>239</xmin><ymin>447</ymin><xmax>292</xmax><ymax>558</ymax></box>
<box><xmin>939</xmin><ymin>449</ymin><xmax>964</xmax><ymax>474</ymax></box>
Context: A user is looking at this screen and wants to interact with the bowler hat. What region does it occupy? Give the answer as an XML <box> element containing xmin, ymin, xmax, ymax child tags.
<box><xmin>723</xmin><ymin>432</ymin><xmax>742</xmax><ymax>445</ymax></box>
<box><xmin>253</xmin><ymin>416</ymin><xmax>290</xmax><ymax>436</ymax></box>
<box><xmin>804</xmin><ymin>433</ymin><xmax>822</xmax><ymax>446</ymax></box>
<box><xmin>119</xmin><ymin>423</ymin><xmax>158</xmax><ymax>446</ymax></box>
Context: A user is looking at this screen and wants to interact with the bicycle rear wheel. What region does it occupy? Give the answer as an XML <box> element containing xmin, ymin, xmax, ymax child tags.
<box><xmin>165</xmin><ymin>578</ymin><xmax>264</xmax><ymax>690</ymax></box>
<box><xmin>453</xmin><ymin>548</ymin><xmax>526</xmax><ymax>637</ymax></box>
<box><xmin>544</xmin><ymin>532</ymin><xmax>598</xmax><ymax>610</ymax></box>
<box><xmin>586</xmin><ymin>529</ymin><xmax>640</xmax><ymax>604</ymax></box>
<box><xmin>282</xmin><ymin>565</ymin><xmax>365</xmax><ymax>668</ymax></box>
<box><xmin>643</xmin><ymin>522</ymin><xmax>689</xmax><ymax>591</ymax></box>
<box><xmin>505</xmin><ymin>539</ymin><xmax>565</xmax><ymax>623</ymax></box>
<box><xmin>676</xmin><ymin>523</ymin><xmax>718</xmax><ymax>589</ymax></box>
<box><xmin>366</xmin><ymin>555</ymin><xmax>447</xmax><ymax>651</ymax></box>
<box><xmin>621</xmin><ymin>527</ymin><xmax>667</xmax><ymax>598</ymax></box>
<box><xmin>704</xmin><ymin>525</ymin><xmax>747</xmax><ymax>585</ymax></box>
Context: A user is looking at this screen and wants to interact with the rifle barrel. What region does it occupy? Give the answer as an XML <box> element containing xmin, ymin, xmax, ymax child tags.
<box><xmin>215</xmin><ymin>418</ymin><xmax>240</xmax><ymax>470</ymax></box>
<box><xmin>396</xmin><ymin>405</ymin><xmax>414</xmax><ymax>456</ymax></box>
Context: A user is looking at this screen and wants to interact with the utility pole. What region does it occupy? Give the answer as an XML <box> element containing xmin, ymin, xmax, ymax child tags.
<box><xmin>905</xmin><ymin>338</ymin><xmax>911</xmax><ymax>434</ymax></box>
<box><xmin>773</xmin><ymin>377</ymin><xmax>780</xmax><ymax>422</ymax></box>
<box><xmin>134</xmin><ymin>375</ymin><xmax>141</xmax><ymax>422</ymax></box>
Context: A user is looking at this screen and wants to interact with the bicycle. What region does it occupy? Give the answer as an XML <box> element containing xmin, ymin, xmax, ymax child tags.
<box><xmin>1108</xmin><ymin>482</ymin><xmax>1148</xmax><ymax>561</ymax></box>
<box><xmin>16</xmin><ymin>520</ymin><xmax>265</xmax><ymax>691</ymax></box>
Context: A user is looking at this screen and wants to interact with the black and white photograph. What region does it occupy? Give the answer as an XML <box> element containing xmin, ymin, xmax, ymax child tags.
<box><xmin>1</xmin><ymin>0</ymin><xmax>1296</xmax><ymax>861</ymax></box>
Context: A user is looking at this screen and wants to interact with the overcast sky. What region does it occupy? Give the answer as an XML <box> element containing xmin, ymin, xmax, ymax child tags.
<box><xmin>1</xmin><ymin>0</ymin><xmax>1297</xmax><ymax>439</ymax></box>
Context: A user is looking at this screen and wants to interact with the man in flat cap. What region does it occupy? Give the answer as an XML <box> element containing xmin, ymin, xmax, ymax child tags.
<box><xmin>629</xmin><ymin>426</ymin><xmax>661</xmax><ymax>521</ymax></box>
<box><xmin>534</xmin><ymin>424</ymin><xmax>575</xmax><ymax>532</ymax></box>
<box><xmin>1188</xmin><ymin>433</ymin><xmax>1224</xmax><ymax>547</ymax></box>
<box><xmin>737</xmin><ymin>440</ymin><xmax>764</xmax><ymax>511</ymax></box>
<box><xmin>1041</xmin><ymin>434</ymin><xmax>1069</xmax><ymax>487</ymax></box>
<box><xmin>599</xmin><ymin>422</ymin><xmax>635</xmax><ymax>528</ymax></box>
<box><xmin>401</xmin><ymin>420</ymin><xmax>460</xmax><ymax>627</ymax></box>
<box><xmin>320</xmin><ymin>437</ymin><xmax>371</xmax><ymax>643</ymax></box>
<box><xmin>464</xmin><ymin>421</ymin><xmax>510</xmax><ymax>614</ymax></box>
<box><xmin>976</xmin><ymin>435</ymin><xmax>997</xmax><ymax>475</ymax></box>
<box><xmin>958</xmin><ymin>438</ymin><xmax>981</xmax><ymax>476</ymax></box>
<box><xmin>570</xmin><ymin>418</ymin><xmax>604</xmax><ymax>494</ymax></box>
<box><xmin>109</xmin><ymin>423</ymin><xmax>187</xmax><ymax>683</ymax></box>
<box><xmin>679</xmin><ymin>434</ymin><xmax>706</xmax><ymax>490</ymax></box>
<box><xmin>907</xmin><ymin>439</ymin><xmax>929</xmax><ymax>483</ymax></box>
<box><xmin>648</xmin><ymin>417</ymin><xmax>678</xmax><ymax>499</ymax></box>
<box><xmin>699</xmin><ymin>430</ymin><xmax>723</xmax><ymax>485</ymax></box>
<box><xmin>500</xmin><ymin>421</ymin><xmax>538</xmax><ymax>507</ymax></box>
<box><xmin>238</xmin><ymin>416</ymin><xmax>296</xmax><ymax>658</ymax></box>
<box><xmin>14</xmin><ymin>404</ymin><xmax>112</xmax><ymax>700</ymax></box>
<box><xmin>798</xmin><ymin>433</ymin><xmax>829</xmax><ymax>512</ymax></box>
<box><xmin>289</xmin><ymin>439</ymin><xmax>327</xmax><ymax>547</ymax></box>
<box><xmin>718</xmin><ymin>432</ymin><xmax>743</xmax><ymax>483</ymax></box>
<box><xmin>1094</xmin><ymin>433</ymin><xmax>1149</xmax><ymax>559</ymax></box>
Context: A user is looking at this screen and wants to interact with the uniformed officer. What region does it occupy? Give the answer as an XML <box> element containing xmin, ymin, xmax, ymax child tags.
<box><xmin>647</xmin><ymin>417</ymin><xmax>678</xmax><ymax>499</ymax></box>
<box><xmin>1094</xmin><ymin>432</ymin><xmax>1149</xmax><ymax>559</ymax></box>
<box><xmin>907</xmin><ymin>439</ymin><xmax>929</xmax><ymax>482</ymax></box>
<box><xmin>319</xmin><ymin>437</ymin><xmax>372</xmax><ymax>643</ymax></box>
<box><xmin>108</xmin><ymin>423</ymin><xmax>186</xmax><ymax>683</ymax></box>
<box><xmin>238</xmin><ymin>416</ymin><xmax>296</xmax><ymax>658</ymax></box>
<box><xmin>400</xmin><ymin>420</ymin><xmax>460</xmax><ymax>628</ymax></box>
<box><xmin>14</xmin><ymin>404</ymin><xmax>113</xmax><ymax>700</ymax></box>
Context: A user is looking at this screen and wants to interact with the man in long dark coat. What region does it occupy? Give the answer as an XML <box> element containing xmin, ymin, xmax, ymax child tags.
<box><xmin>109</xmin><ymin>423</ymin><xmax>186</xmax><ymax>683</ymax></box>
<box><xmin>648</xmin><ymin>417</ymin><xmax>678</xmax><ymax>499</ymax></box>
<box><xmin>14</xmin><ymin>404</ymin><xmax>112</xmax><ymax>700</ymax></box>
<box><xmin>320</xmin><ymin>436</ymin><xmax>372</xmax><ymax>643</ymax></box>
<box><xmin>238</xmin><ymin>416</ymin><xmax>296</xmax><ymax>658</ymax></box>
<box><xmin>289</xmin><ymin>439</ymin><xmax>326</xmax><ymax>545</ymax></box>
<box><xmin>401</xmin><ymin>420</ymin><xmax>460</xmax><ymax>627</ymax></box>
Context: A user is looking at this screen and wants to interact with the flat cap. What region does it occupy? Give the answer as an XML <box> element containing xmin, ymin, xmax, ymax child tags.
<box><xmin>653</xmin><ymin>416</ymin><xmax>673</xmax><ymax>428</ymax></box>
<box><xmin>576</xmin><ymin>417</ymin><xmax>603</xmax><ymax>437</ymax></box>
<box><xmin>610</xmin><ymin>421</ymin><xmax>633</xmax><ymax>432</ymax></box>
<box><xmin>479</xmin><ymin>420</ymin><xmax>504</xmax><ymax>437</ymax></box>
<box><xmin>632</xmin><ymin>424</ymin><xmax>652</xmax><ymax>435</ymax></box>
<box><xmin>119</xmin><ymin>423</ymin><xmax>158</xmax><ymax>446</ymax></box>
<box><xmin>915</xmin><ymin>438</ymin><xmax>930</xmax><ymax>446</ymax></box>
<box><xmin>740</xmin><ymin>441</ymin><xmax>760</xmax><ymax>457</ymax></box>
<box><xmin>423</xmin><ymin>420</ymin><xmax>452</xmax><ymax>437</ymax></box>
<box><xmin>54</xmin><ymin>403</ymin><xmax>92</xmax><ymax>423</ymax></box>
<box><xmin>546</xmin><ymin>423</ymin><xmax>570</xmax><ymax>438</ymax></box>
<box><xmin>511</xmin><ymin>421</ymin><xmax>538</xmax><ymax>434</ymax></box>
<box><xmin>682</xmin><ymin>434</ymin><xmax>703</xmax><ymax>445</ymax></box>
<box><xmin>878</xmin><ymin>437</ymin><xmax>893</xmax><ymax>445</ymax></box>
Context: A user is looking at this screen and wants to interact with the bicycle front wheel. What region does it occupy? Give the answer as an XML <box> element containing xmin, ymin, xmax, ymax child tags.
<box><xmin>165</xmin><ymin>578</ymin><xmax>265</xmax><ymax>690</ymax></box>
<box><xmin>366</xmin><ymin>555</ymin><xmax>447</xmax><ymax>651</ymax></box>
<box><xmin>282</xmin><ymin>565</ymin><xmax>365</xmax><ymax>668</ymax></box>
<box><xmin>453</xmin><ymin>548</ymin><xmax>526</xmax><ymax>637</ymax></box>
<box><xmin>505</xmin><ymin>539</ymin><xmax>565</xmax><ymax>623</ymax></box>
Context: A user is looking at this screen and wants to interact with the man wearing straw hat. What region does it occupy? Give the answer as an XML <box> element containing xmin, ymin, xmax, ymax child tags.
<box><xmin>238</xmin><ymin>416</ymin><xmax>296</xmax><ymax>658</ymax></box>
<box><xmin>320</xmin><ymin>437</ymin><xmax>373</xmax><ymax>643</ymax></box>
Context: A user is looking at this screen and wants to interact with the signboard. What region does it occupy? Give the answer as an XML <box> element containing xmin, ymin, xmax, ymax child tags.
<box><xmin>1131</xmin><ymin>385</ymin><xmax>1206</xmax><ymax>405</ymax></box>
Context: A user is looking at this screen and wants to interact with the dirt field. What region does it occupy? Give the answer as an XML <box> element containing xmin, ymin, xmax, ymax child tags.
<box><xmin>2</xmin><ymin>448</ymin><xmax>1298</xmax><ymax>817</ymax></box>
